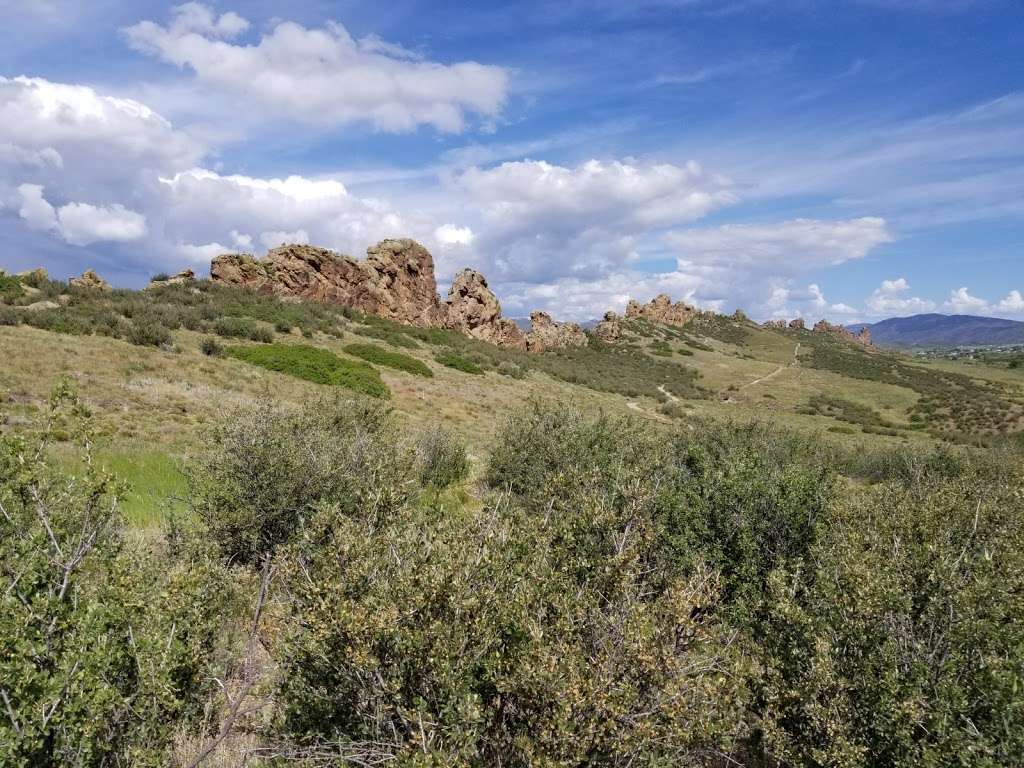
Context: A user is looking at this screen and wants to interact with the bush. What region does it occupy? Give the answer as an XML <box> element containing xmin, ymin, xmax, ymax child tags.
<box><xmin>226</xmin><ymin>343</ymin><xmax>390</xmax><ymax>398</ymax></box>
<box><xmin>497</xmin><ymin>360</ymin><xmax>526</xmax><ymax>379</ymax></box>
<box><xmin>213</xmin><ymin>316</ymin><xmax>257</xmax><ymax>338</ymax></box>
<box><xmin>0</xmin><ymin>382</ymin><xmax>237</xmax><ymax>765</ymax></box>
<box><xmin>415</xmin><ymin>425</ymin><xmax>470</xmax><ymax>488</ymax></box>
<box><xmin>126</xmin><ymin>317</ymin><xmax>172</xmax><ymax>347</ymax></box>
<box><xmin>435</xmin><ymin>350</ymin><xmax>484</xmax><ymax>374</ymax></box>
<box><xmin>189</xmin><ymin>398</ymin><xmax>413</xmax><ymax>563</ymax></box>
<box><xmin>149</xmin><ymin>272</ymin><xmax>170</xmax><ymax>282</ymax></box>
<box><xmin>200</xmin><ymin>336</ymin><xmax>223</xmax><ymax>356</ymax></box>
<box><xmin>0</xmin><ymin>274</ymin><xmax>24</xmax><ymax>302</ymax></box>
<box><xmin>343</xmin><ymin>342</ymin><xmax>433</xmax><ymax>377</ymax></box>
<box><xmin>758</xmin><ymin>470</ymin><xmax>1024</xmax><ymax>766</ymax></box>
<box><xmin>274</xmin><ymin>318</ymin><xmax>293</xmax><ymax>334</ymax></box>
<box><xmin>249</xmin><ymin>325</ymin><xmax>274</xmax><ymax>343</ymax></box>
<box><xmin>0</xmin><ymin>306</ymin><xmax>19</xmax><ymax>326</ymax></box>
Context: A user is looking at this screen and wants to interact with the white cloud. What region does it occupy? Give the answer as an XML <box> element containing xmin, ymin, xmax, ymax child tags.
<box><xmin>17</xmin><ymin>184</ymin><xmax>147</xmax><ymax>246</ymax></box>
<box><xmin>434</xmin><ymin>223</ymin><xmax>474</xmax><ymax>246</ymax></box>
<box><xmin>260</xmin><ymin>229</ymin><xmax>310</xmax><ymax>249</ymax></box>
<box><xmin>451</xmin><ymin>158</ymin><xmax>737</xmax><ymax>281</ymax></box>
<box><xmin>944</xmin><ymin>286</ymin><xmax>990</xmax><ymax>315</ymax></box>
<box><xmin>996</xmin><ymin>290</ymin><xmax>1024</xmax><ymax>314</ymax></box>
<box><xmin>866</xmin><ymin>277</ymin><xmax>936</xmax><ymax>315</ymax></box>
<box><xmin>124</xmin><ymin>4</ymin><xmax>508</xmax><ymax>133</ymax></box>
<box><xmin>668</xmin><ymin>217</ymin><xmax>892</xmax><ymax>273</ymax></box>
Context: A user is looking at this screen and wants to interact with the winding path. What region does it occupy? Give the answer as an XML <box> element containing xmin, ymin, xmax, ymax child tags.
<box><xmin>740</xmin><ymin>342</ymin><xmax>800</xmax><ymax>390</ymax></box>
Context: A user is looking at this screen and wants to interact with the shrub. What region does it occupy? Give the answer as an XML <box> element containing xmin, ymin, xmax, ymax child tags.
<box><xmin>200</xmin><ymin>336</ymin><xmax>223</xmax><ymax>356</ymax></box>
<box><xmin>0</xmin><ymin>274</ymin><xmax>24</xmax><ymax>302</ymax></box>
<box><xmin>149</xmin><ymin>272</ymin><xmax>170</xmax><ymax>282</ymax></box>
<box><xmin>226</xmin><ymin>343</ymin><xmax>390</xmax><ymax>398</ymax></box>
<box><xmin>0</xmin><ymin>306</ymin><xmax>19</xmax><ymax>326</ymax></box>
<box><xmin>497</xmin><ymin>360</ymin><xmax>526</xmax><ymax>379</ymax></box>
<box><xmin>274</xmin><ymin>318</ymin><xmax>293</xmax><ymax>333</ymax></box>
<box><xmin>415</xmin><ymin>425</ymin><xmax>470</xmax><ymax>488</ymax></box>
<box><xmin>350</xmin><ymin>323</ymin><xmax>420</xmax><ymax>348</ymax></box>
<box><xmin>343</xmin><ymin>342</ymin><xmax>433</xmax><ymax>377</ymax></box>
<box><xmin>435</xmin><ymin>350</ymin><xmax>484</xmax><ymax>375</ymax></box>
<box><xmin>0</xmin><ymin>382</ymin><xmax>237</xmax><ymax>765</ymax></box>
<box><xmin>127</xmin><ymin>317</ymin><xmax>172</xmax><ymax>347</ymax></box>
<box><xmin>189</xmin><ymin>398</ymin><xmax>413</xmax><ymax>563</ymax></box>
<box><xmin>214</xmin><ymin>316</ymin><xmax>257</xmax><ymax>338</ymax></box>
<box><xmin>249</xmin><ymin>325</ymin><xmax>275</xmax><ymax>343</ymax></box>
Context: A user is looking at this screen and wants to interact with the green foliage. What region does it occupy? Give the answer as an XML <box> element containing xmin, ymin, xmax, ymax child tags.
<box><xmin>648</xmin><ymin>339</ymin><xmax>673</xmax><ymax>356</ymax></box>
<box><xmin>415</xmin><ymin>425</ymin><xmax>470</xmax><ymax>488</ymax></box>
<box><xmin>0</xmin><ymin>381</ymin><xmax>237</xmax><ymax>766</ymax></box>
<box><xmin>435</xmin><ymin>349</ymin><xmax>485</xmax><ymax>374</ymax></box>
<box><xmin>802</xmin><ymin>393</ymin><xmax>903</xmax><ymax>433</ymax></box>
<box><xmin>226</xmin><ymin>343</ymin><xmax>390</xmax><ymax>398</ymax></box>
<box><xmin>188</xmin><ymin>398</ymin><xmax>413</xmax><ymax>564</ymax></box>
<box><xmin>126</xmin><ymin>316</ymin><xmax>173</xmax><ymax>347</ymax></box>
<box><xmin>213</xmin><ymin>315</ymin><xmax>257</xmax><ymax>338</ymax></box>
<box><xmin>343</xmin><ymin>342</ymin><xmax>433</xmax><ymax>377</ymax></box>
<box><xmin>0</xmin><ymin>305</ymin><xmax>19</xmax><ymax>326</ymax></box>
<box><xmin>758</xmin><ymin>468</ymin><xmax>1024</xmax><ymax>767</ymax></box>
<box><xmin>497</xmin><ymin>360</ymin><xmax>526</xmax><ymax>379</ymax></box>
<box><xmin>0</xmin><ymin>274</ymin><xmax>24</xmax><ymax>302</ymax></box>
<box><xmin>200</xmin><ymin>336</ymin><xmax>223</xmax><ymax>356</ymax></box>
<box><xmin>274</xmin><ymin>318</ymin><xmax>293</xmax><ymax>333</ymax></box>
<box><xmin>149</xmin><ymin>272</ymin><xmax>170</xmax><ymax>283</ymax></box>
<box><xmin>350</xmin><ymin>322</ymin><xmax>420</xmax><ymax>348</ymax></box>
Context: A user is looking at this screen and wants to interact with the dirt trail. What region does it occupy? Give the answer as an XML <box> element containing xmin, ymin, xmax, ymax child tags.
<box><xmin>657</xmin><ymin>384</ymin><xmax>680</xmax><ymax>403</ymax></box>
<box><xmin>740</xmin><ymin>342</ymin><xmax>800</xmax><ymax>390</ymax></box>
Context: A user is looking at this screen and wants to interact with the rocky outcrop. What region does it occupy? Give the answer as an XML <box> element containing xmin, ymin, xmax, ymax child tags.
<box><xmin>24</xmin><ymin>300</ymin><xmax>60</xmax><ymax>311</ymax></box>
<box><xmin>593</xmin><ymin>311</ymin><xmax>622</xmax><ymax>342</ymax></box>
<box><xmin>444</xmin><ymin>269</ymin><xmax>527</xmax><ymax>350</ymax></box>
<box><xmin>211</xmin><ymin>239</ymin><xmax>445</xmax><ymax>328</ymax></box>
<box><xmin>16</xmin><ymin>267</ymin><xmax>48</xmax><ymax>283</ymax></box>
<box><xmin>813</xmin><ymin>319</ymin><xmax>872</xmax><ymax>347</ymax></box>
<box><xmin>524</xmin><ymin>311</ymin><xmax>587</xmax><ymax>353</ymax></box>
<box><xmin>69</xmin><ymin>269</ymin><xmax>111</xmax><ymax>291</ymax></box>
<box><xmin>763</xmin><ymin>319</ymin><xmax>788</xmax><ymax>330</ymax></box>
<box><xmin>789</xmin><ymin>318</ymin><xmax>806</xmax><ymax>330</ymax></box>
<box><xmin>149</xmin><ymin>268</ymin><xmax>196</xmax><ymax>288</ymax></box>
<box><xmin>625</xmin><ymin>294</ymin><xmax>704</xmax><ymax>327</ymax></box>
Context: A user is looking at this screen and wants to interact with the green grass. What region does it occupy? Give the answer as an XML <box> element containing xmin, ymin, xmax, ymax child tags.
<box><xmin>0</xmin><ymin>275</ymin><xmax>24</xmax><ymax>302</ymax></box>
<box><xmin>343</xmin><ymin>342</ymin><xmax>433</xmax><ymax>377</ymax></box>
<box><xmin>435</xmin><ymin>350</ymin><xmax>485</xmax><ymax>375</ymax></box>
<box><xmin>227</xmin><ymin>343</ymin><xmax>390</xmax><ymax>398</ymax></box>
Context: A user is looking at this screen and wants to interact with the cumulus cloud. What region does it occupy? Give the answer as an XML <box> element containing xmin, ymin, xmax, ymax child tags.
<box><xmin>17</xmin><ymin>184</ymin><xmax>147</xmax><ymax>246</ymax></box>
<box><xmin>668</xmin><ymin>217</ymin><xmax>892</xmax><ymax>273</ymax></box>
<box><xmin>451</xmin><ymin>158</ymin><xmax>737</xmax><ymax>281</ymax></box>
<box><xmin>124</xmin><ymin>4</ymin><xmax>508</xmax><ymax>133</ymax></box>
<box><xmin>434</xmin><ymin>223</ymin><xmax>475</xmax><ymax>247</ymax></box>
<box><xmin>866</xmin><ymin>277</ymin><xmax>936</xmax><ymax>315</ymax></box>
<box><xmin>996</xmin><ymin>290</ymin><xmax>1024</xmax><ymax>314</ymax></box>
<box><xmin>945</xmin><ymin>286</ymin><xmax>991</xmax><ymax>315</ymax></box>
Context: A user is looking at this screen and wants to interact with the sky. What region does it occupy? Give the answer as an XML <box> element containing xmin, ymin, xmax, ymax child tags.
<box><xmin>0</xmin><ymin>0</ymin><xmax>1022</xmax><ymax>323</ymax></box>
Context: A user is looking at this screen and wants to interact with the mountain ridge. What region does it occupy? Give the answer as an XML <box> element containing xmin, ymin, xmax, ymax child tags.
<box><xmin>848</xmin><ymin>313</ymin><xmax>1024</xmax><ymax>346</ymax></box>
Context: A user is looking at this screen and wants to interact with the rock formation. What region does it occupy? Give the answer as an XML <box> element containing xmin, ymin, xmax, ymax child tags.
<box><xmin>212</xmin><ymin>240</ymin><xmax>446</xmax><ymax>328</ymax></box>
<box><xmin>149</xmin><ymin>268</ymin><xmax>196</xmax><ymax>288</ymax></box>
<box><xmin>625</xmin><ymin>294</ymin><xmax>704</xmax><ymax>327</ymax></box>
<box><xmin>69</xmin><ymin>269</ymin><xmax>111</xmax><ymax>291</ymax></box>
<box><xmin>788</xmin><ymin>318</ymin><xmax>806</xmax><ymax>330</ymax></box>
<box><xmin>16</xmin><ymin>267</ymin><xmax>48</xmax><ymax>283</ymax></box>
<box><xmin>593</xmin><ymin>311</ymin><xmax>622</xmax><ymax>343</ymax></box>
<box><xmin>443</xmin><ymin>269</ymin><xmax>527</xmax><ymax>350</ymax></box>
<box><xmin>813</xmin><ymin>319</ymin><xmax>872</xmax><ymax>347</ymax></box>
<box><xmin>762</xmin><ymin>319</ymin><xmax>788</xmax><ymax>330</ymax></box>
<box><xmin>524</xmin><ymin>311</ymin><xmax>587</xmax><ymax>353</ymax></box>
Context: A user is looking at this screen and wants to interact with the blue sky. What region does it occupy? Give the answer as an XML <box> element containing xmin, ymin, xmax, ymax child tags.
<box><xmin>0</xmin><ymin>0</ymin><xmax>1022</xmax><ymax>321</ymax></box>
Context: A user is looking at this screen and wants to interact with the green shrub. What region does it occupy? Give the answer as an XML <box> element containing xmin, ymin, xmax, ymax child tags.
<box><xmin>127</xmin><ymin>317</ymin><xmax>172</xmax><ymax>347</ymax></box>
<box><xmin>435</xmin><ymin>350</ymin><xmax>485</xmax><ymax>374</ymax></box>
<box><xmin>214</xmin><ymin>315</ymin><xmax>257</xmax><ymax>338</ymax></box>
<box><xmin>274</xmin><ymin>318</ymin><xmax>293</xmax><ymax>333</ymax></box>
<box><xmin>149</xmin><ymin>272</ymin><xmax>170</xmax><ymax>282</ymax></box>
<box><xmin>497</xmin><ymin>360</ymin><xmax>526</xmax><ymax>379</ymax></box>
<box><xmin>350</xmin><ymin>323</ymin><xmax>420</xmax><ymax>348</ymax></box>
<box><xmin>0</xmin><ymin>382</ymin><xmax>237</xmax><ymax>765</ymax></box>
<box><xmin>200</xmin><ymin>336</ymin><xmax>223</xmax><ymax>356</ymax></box>
<box><xmin>189</xmin><ymin>398</ymin><xmax>413</xmax><ymax>563</ymax></box>
<box><xmin>226</xmin><ymin>343</ymin><xmax>390</xmax><ymax>398</ymax></box>
<box><xmin>0</xmin><ymin>274</ymin><xmax>24</xmax><ymax>302</ymax></box>
<box><xmin>758</xmin><ymin>470</ymin><xmax>1024</xmax><ymax>766</ymax></box>
<box><xmin>249</xmin><ymin>325</ymin><xmax>275</xmax><ymax>343</ymax></box>
<box><xmin>0</xmin><ymin>306</ymin><xmax>19</xmax><ymax>326</ymax></box>
<box><xmin>415</xmin><ymin>425</ymin><xmax>470</xmax><ymax>488</ymax></box>
<box><xmin>343</xmin><ymin>342</ymin><xmax>433</xmax><ymax>377</ymax></box>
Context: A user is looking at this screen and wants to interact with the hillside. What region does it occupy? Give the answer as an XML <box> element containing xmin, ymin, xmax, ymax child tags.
<box><xmin>849</xmin><ymin>313</ymin><xmax>1024</xmax><ymax>347</ymax></box>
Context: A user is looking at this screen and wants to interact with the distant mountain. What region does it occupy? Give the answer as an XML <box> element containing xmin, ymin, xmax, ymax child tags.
<box><xmin>848</xmin><ymin>314</ymin><xmax>1024</xmax><ymax>347</ymax></box>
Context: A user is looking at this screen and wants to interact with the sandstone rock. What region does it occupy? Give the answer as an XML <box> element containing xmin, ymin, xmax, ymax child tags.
<box><xmin>593</xmin><ymin>310</ymin><xmax>622</xmax><ymax>343</ymax></box>
<box><xmin>732</xmin><ymin>309</ymin><xmax>749</xmax><ymax>323</ymax></box>
<box><xmin>69</xmin><ymin>269</ymin><xmax>111</xmax><ymax>291</ymax></box>
<box><xmin>149</xmin><ymin>268</ymin><xmax>196</xmax><ymax>288</ymax></box>
<box><xmin>445</xmin><ymin>269</ymin><xmax>527</xmax><ymax>350</ymax></box>
<box><xmin>16</xmin><ymin>267</ymin><xmax>48</xmax><ymax>283</ymax></box>
<box><xmin>211</xmin><ymin>239</ymin><xmax>445</xmax><ymax>328</ymax></box>
<box><xmin>812</xmin><ymin>319</ymin><xmax>872</xmax><ymax>347</ymax></box>
<box><xmin>788</xmin><ymin>318</ymin><xmax>806</xmax><ymax>330</ymax></box>
<box><xmin>525</xmin><ymin>311</ymin><xmax>587</xmax><ymax>353</ymax></box>
<box><xmin>762</xmin><ymin>319</ymin><xmax>788</xmax><ymax>330</ymax></box>
<box><xmin>625</xmin><ymin>294</ymin><xmax>703</xmax><ymax>327</ymax></box>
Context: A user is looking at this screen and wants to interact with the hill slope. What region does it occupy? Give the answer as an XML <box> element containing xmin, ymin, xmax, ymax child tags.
<box><xmin>849</xmin><ymin>314</ymin><xmax>1024</xmax><ymax>347</ymax></box>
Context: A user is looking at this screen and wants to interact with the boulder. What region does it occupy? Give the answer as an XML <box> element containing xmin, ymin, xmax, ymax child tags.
<box><xmin>69</xmin><ymin>269</ymin><xmax>111</xmax><ymax>291</ymax></box>
<box><xmin>149</xmin><ymin>268</ymin><xmax>196</xmax><ymax>288</ymax></box>
<box><xmin>524</xmin><ymin>311</ymin><xmax>587</xmax><ymax>353</ymax></box>
<box><xmin>788</xmin><ymin>318</ymin><xmax>806</xmax><ymax>330</ymax></box>
<box><xmin>762</xmin><ymin>319</ymin><xmax>788</xmax><ymax>329</ymax></box>
<box><xmin>625</xmin><ymin>293</ymin><xmax>703</xmax><ymax>327</ymax></box>
<box><xmin>593</xmin><ymin>310</ymin><xmax>622</xmax><ymax>342</ymax></box>
<box><xmin>24</xmin><ymin>300</ymin><xmax>60</xmax><ymax>311</ymax></box>
<box><xmin>444</xmin><ymin>269</ymin><xmax>527</xmax><ymax>350</ymax></box>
